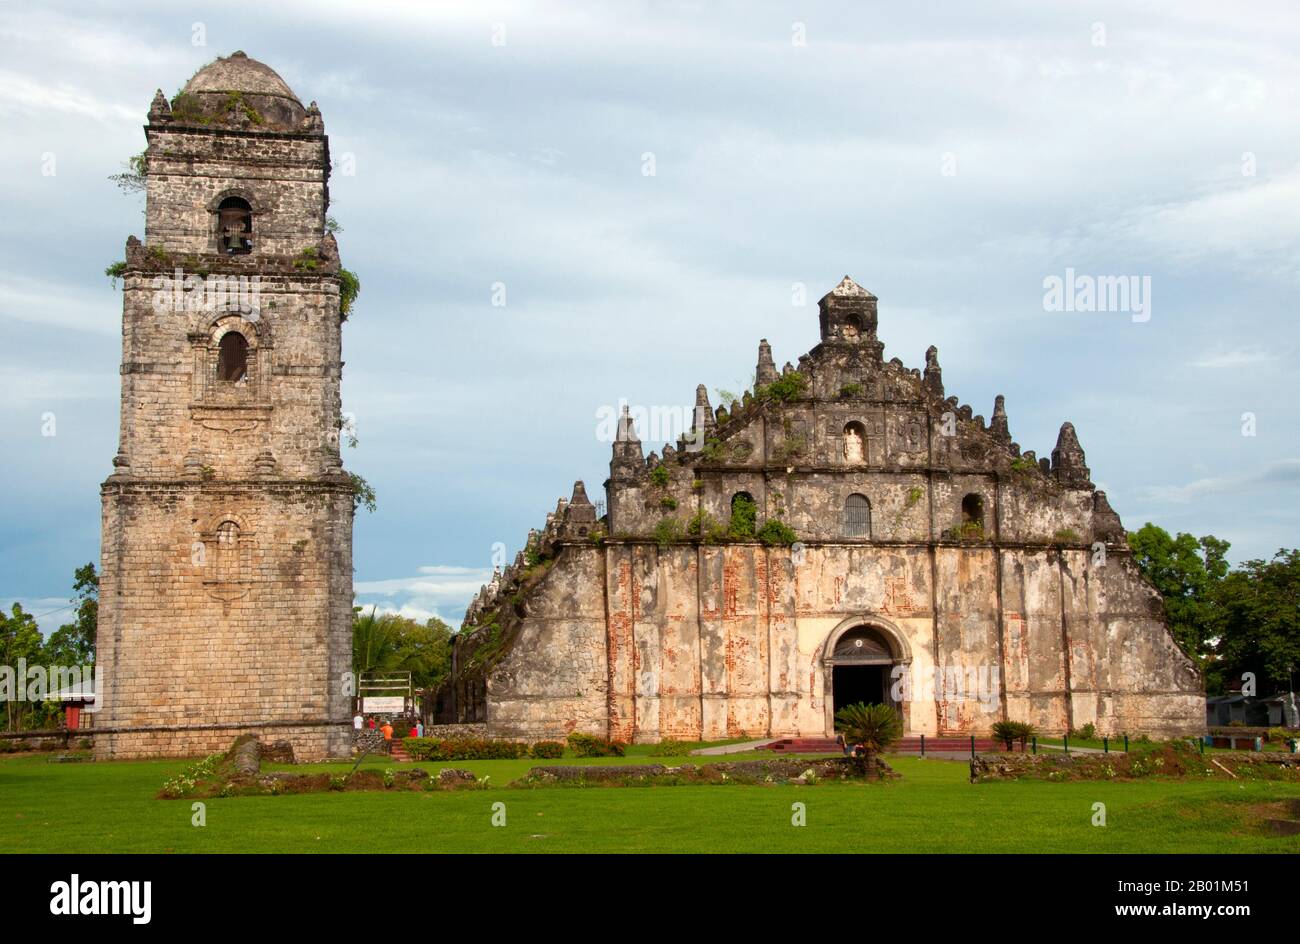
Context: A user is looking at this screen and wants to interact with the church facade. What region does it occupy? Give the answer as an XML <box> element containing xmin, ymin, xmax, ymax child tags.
<box><xmin>441</xmin><ymin>278</ymin><xmax>1204</xmax><ymax>741</ymax></box>
<box><xmin>94</xmin><ymin>53</ymin><xmax>354</xmax><ymax>760</ymax></box>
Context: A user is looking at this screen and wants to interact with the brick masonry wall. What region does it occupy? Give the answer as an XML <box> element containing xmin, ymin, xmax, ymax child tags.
<box><xmin>478</xmin><ymin>541</ymin><xmax>1202</xmax><ymax>743</ymax></box>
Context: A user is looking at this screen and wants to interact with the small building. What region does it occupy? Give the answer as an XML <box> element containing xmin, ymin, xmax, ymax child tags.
<box><xmin>1207</xmin><ymin>694</ymin><xmax>1294</xmax><ymax>728</ymax></box>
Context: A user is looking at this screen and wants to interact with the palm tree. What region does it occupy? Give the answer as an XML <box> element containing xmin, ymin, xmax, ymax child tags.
<box><xmin>834</xmin><ymin>702</ymin><xmax>903</xmax><ymax>775</ymax></box>
<box><xmin>352</xmin><ymin>606</ymin><xmax>402</xmax><ymax>679</ymax></box>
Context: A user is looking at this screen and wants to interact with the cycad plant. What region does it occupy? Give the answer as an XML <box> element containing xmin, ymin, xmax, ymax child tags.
<box><xmin>833</xmin><ymin>702</ymin><xmax>903</xmax><ymax>775</ymax></box>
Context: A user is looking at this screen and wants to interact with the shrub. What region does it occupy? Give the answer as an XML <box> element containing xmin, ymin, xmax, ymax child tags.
<box><xmin>992</xmin><ymin>720</ymin><xmax>1036</xmax><ymax>750</ymax></box>
<box><xmin>757</xmin><ymin>518</ymin><xmax>798</xmax><ymax>546</ymax></box>
<box><xmin>660</xmin><ymin>496</ymin><xmax>678</xmax><ymax>510</ymax></box>
<box><xmin>530</xmin><ymin>741</ymin><xmax>565</xmax><ymax>759</ymax></box>
<box><xmin>649</xmin><ymin>465</ymin><xmax>670</xmax><ymax>487</ymax></box>
<box><xmin>756</xmin><ymin>372</ymin><xmax>806</xmax><ymax>403</ymax></box>
<box><xmin>834</xmin><ymin>703</ymin><xmax>903</xmax><ymax>753</ymax></box>
<box><xmin>401</xmin><ymin>736</ymin><xmax>528</xmax><ymax>761</ymax></box>
<box><xmin>1069</xmin><ymin>722</ymin><xmax>1097</xmax><ymax>741</ymax></box>
<box><xmin>566</xmin><ymin>732</ymin><xmax>626</xmax><ymax>757</ymax></box>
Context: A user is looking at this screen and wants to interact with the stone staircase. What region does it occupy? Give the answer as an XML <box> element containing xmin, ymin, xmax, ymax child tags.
<box><xmin>387</xmin><ymin>740</ymin><xmax>410</xmax><ymax>763</ymax></box>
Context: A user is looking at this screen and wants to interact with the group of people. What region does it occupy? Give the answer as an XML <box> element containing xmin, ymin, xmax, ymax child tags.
<box><xmin>352</xmin><ymin>713</ymin><xmax>424</xmax><ymax>753</ymax></box>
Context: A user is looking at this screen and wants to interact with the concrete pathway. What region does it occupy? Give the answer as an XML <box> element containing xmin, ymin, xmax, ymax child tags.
<box><xmin>689</xmin><ymin>739</ymin><xmax>778</xmax><ymax>756</ymax></box>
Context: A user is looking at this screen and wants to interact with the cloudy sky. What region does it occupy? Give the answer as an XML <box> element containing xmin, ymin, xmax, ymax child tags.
<box><xmin>2</xmin><ymin>1</ymin><xmax>1297</xmax><ymax>630</ymax></box>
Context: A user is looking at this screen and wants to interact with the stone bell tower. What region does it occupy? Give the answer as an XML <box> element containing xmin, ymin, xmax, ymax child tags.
<box><xmin>94</xmin><ymin>52</ymin><xmax>354</xmax><ymax>760</ymax></box>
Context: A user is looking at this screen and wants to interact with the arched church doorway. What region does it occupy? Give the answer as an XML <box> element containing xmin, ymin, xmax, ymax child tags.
<box><xmin>831</xmin><ymin>626</ymin><xmax>895</xmax><ymax>715</ymax></box>
<box><xmin>821</xmin><ymin>618</ymin><xmax>911</xmax><ymax>735</ymax></box>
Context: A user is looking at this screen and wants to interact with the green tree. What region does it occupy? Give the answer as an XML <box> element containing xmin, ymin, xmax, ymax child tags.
<box><xmin>43</xmin><ymin>563</ymin><xmax>98</xmax><ymax>667</ymax></box>
<box><xmin>0</xmin><ymin>604</ymin><xmax>44</xmax><ymax>731</ymax></box>
<box><xmin>352</xmin><ymin>608</ymin><xmax>455</xmax><ymax>690</ymax></box>
<box><xmin>1211</xmin><ymin>549</ymin><xmax>1300</xmax><ymax>697</ymax></box>
<box><xmin>1127</xmin><ymin>523</ymin><xmax>1228</xmax><ymax>668</ymax></box>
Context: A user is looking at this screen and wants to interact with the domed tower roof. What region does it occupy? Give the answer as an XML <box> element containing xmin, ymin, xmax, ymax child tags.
<box><xmin>172</xmin><ymin>51</ymin><xmax>311</xmax><ymax>130</ymax></box>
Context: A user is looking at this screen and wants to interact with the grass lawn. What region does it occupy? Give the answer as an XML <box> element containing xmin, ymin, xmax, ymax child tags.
<box><xmin>2</xmin><ymin>749</ymin><xmax>1298</xmax><ymax>853</ymax></box>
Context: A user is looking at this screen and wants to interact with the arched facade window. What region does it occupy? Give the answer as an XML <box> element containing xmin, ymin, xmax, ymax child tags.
<box><xmin>216</xmin><ymin>331</ymin><xmax>249</xmax><ymax>382</ymax></box>
<box><xmin>961</xmin><ymin>493</ymin><xmax>985</xmax><ymax>528</ymax></box>
<box><xmin>217</xmin><ymin>196</ymin><xmax>253</xmax><ymax>254</ymax></box>
<box><xmin>844</xmin><ymin>493</ymin><xmax>872</xmax><ymax>538</ymax></box>
<box><xmin>214</xmin><ymin>520</ymin><xmax>240</xmax><ymax>582</ymax></box>
<box><xmin>843</xmin><ymin>421</ymin><xmax>867</xmax><ymax>463</ymax></box>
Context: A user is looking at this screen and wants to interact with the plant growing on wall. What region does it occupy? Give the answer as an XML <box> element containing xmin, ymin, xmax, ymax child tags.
<box><xmin>337</xmin><ymin>268</ymin><xmax>361</xmax><ymax>317</ymax></box>
<box><xmin>349</xmin><ymin>472</ymin><xmax>377</xmax><ymax>513</ymax></box>
<box><xmin>653</xmin><ymin>517</ymin><xmax>683</xmax><ymax>547</ymax></box>
<box><xmin>686</xmin><ymin>509</ymin><xmax>726</xmax><ymax>544</ymax></box>
<box><xmin>756</xmin><ymin>371</ymin><xmax>806</xmax><ymax>404</ymax></box>
<box><xmin>727</xmin><ymin>495</ymin><xmax>758</xmax><ymax>538</ymax></box>
<box><xmin>757</xmin><ymin>518</ymin><xmax>798</xmax><ymax>546</ymax></box>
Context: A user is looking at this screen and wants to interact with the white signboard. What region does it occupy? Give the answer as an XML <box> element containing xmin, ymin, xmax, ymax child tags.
<box><xmin>362</xmin><ymin>697</ymin><xmax>405</xmax><ymax>714</ymax></box>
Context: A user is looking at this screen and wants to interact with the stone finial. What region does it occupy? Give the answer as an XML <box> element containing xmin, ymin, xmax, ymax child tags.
<box><xmin>610</xmin><ymin>404</ymin><xmax>643</xmax><ymax>482</ymax></box>
<box><xmin>615</xmin><ymin>404</ymin><xmax>640</xmax><ymax>444</ymax></box>
<box><xmin>1051</xmin><ymin>421</ymin><xmax>1092</xmax><ymax>487</ymax></box>
<box><xmin>563</xmin><ymin>480</ymin><xmax>598</xmax><ymax>534</ymax></box>
<box><xmin>1093</xmin><ymin>490</ymin><xmax>1126</xmax><ymax>542</ymax></box>
<box><xmin>302</xmin><ymin>100</ymin><xmax>324</xmax><ymax>133</ymax></box>
<box><xmin>320</xmin><ymin>232</ymin><xmax>339</xmax><ymax>264</ymax></box>
<box><xmin>692</xmin><ymin>384</ymin><xmax>716</xmax><ymax>439</ymax></box>
<box><xmin>990</xmin><ymin>394</ymin><xmax>1010</xmax><ymax>441</ymax></box>
<box><xmin>570</xmin><ymin>480</ymin><xmax>594</xmax><ymax>507</ymax></box>
<box><xmin>923</xmin><ymin>346</ymin><xmax>943</xmax><ymax>398</ymax></box>
<box><xmin>829</xmin><ymin>274</ymin><xmax>871</xmax><ymax>297</ymax></box>
<box><xmin>148</xmin><ymin>88</ymin><xmax>171</xmax><ymax>122</ymax></box>
<box><xmin>756</xmin><ymin>339</ymin><xmax>779</xmax><ymax>386</ymax></box>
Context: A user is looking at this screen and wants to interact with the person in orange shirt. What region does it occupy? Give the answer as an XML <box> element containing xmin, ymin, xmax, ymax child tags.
<box><xmin>380</xmin><ymin>720</ymin><xmax>394</xmax><ymax>753</ymax></box>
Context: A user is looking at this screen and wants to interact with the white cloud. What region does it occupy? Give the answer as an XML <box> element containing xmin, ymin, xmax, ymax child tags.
<box><xmin>1139</xmin><ymin>459</ymin><xmax>1300</xmax><ymax>503</ymax></box>
<box><xmin>1189</xmin><ymin>347</ymin><xmax>1279</xmax><ymax>368</ymax></box>
<box><xmin>354</xmin><ymin>564</ymin><xmax>493</xmax><ymax>626</ymax></box>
